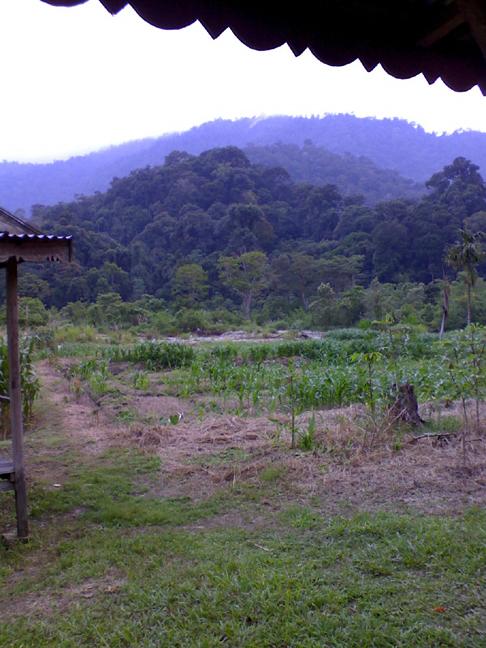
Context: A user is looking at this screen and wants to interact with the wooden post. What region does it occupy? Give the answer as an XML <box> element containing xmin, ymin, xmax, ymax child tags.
<box><xmin>6</xmin><ymin>258</ymin><xmax>28</xmax><ymax>539</ymax></box>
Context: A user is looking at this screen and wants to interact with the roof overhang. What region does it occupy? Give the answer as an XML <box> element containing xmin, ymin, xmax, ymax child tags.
<box><xmin>0</xmin><ymin>234</ymin><xmax>73</xmax><ymax>265</ymax></box>
<box><xmin>0</xmin><ymin>206</ymin><xmax>72</xmax><ymax>265</ymax></box>
<box><xmin>40</xmin><ymin>0</ymin><xmax>486</xmax><ymax>94</ymax></box>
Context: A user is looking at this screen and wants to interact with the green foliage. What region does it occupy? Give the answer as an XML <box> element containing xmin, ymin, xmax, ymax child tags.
<box><xmin>173</xmin><ymin>263</ymin><xmax>208</xmax><ymax>307</ymax></box>
<box><xmin>441</xmin><ymin>325</ymin><xmax>486</xmax><ymax>439</ymax></box>
<box><xmin>0</xmin><ymin>337</ymin><xmax>40</xmax><ymax>427</ymax></box>
<box><xmin>447</xmin><ymin>276</ymin><xmax>486</xmax><ymax>329</ymax></box>
<box><xmin>88</xmin><ymin>372</ymin><xmax>110</xmax><ymax>397</ymax></box>
<box><xmin>149</xmin><ymin>310</ymin><xmax>177</xmax><ymax>335</ymax></box>
<box><xmin>106</xmin><ymin>342</ymin><xmax>195</xmax><ymax>370</ymax></box>
<box><xmin>158</xmin><ymin>334</ymin><xmax>444</xmax><ymax>417</ymax></box>
<box><xmin>54</xmin><ymin>325</ymin><xmax>98</xmax><ymax>344</ymax></box>
<box><xmin>132</xmin><ymin>371</ymin><xmax>150</xmax><ymax>391</ymax></box>
<box><xmin>446</xmin><ymin>228</ymin><xmax>485</xmax><ymax>324</ymax></box>
<box><xmin>9</xmin><ymin>141</ymin><xmax>482</xmax><ymax>333</ymax></box>
<box><xmin>218</xmin><ymin>251</ymin><xmax>269</xmax><ymax>319</ymax></box>
<box><xmin>174</xmin><ymin>308</ymin><xmax>209</xmax><ymax>333</ymax></box>
<box><xmin>70</xmin><ymin>358</ymin><xmax>108</xmax><ymax>381</ymax></box>
<box><xmin>0</xmin><ymin>298</ymin><xmax>48</xmax><ymax>328</ymax></box>
<box><xmin>299</xmin><ymin>414</ymin><xmax>316</xmax><ymax>450</ymax></box>
<box><xmin>11</xmin><ymin>113</ymin><xmax>486</xmax><ymax>215</ymax></box>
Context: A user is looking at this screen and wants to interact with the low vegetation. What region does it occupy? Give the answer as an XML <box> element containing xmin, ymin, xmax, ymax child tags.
<box><xmin>0</xmin><ymin>315</ymin><xmax>484</xmax><ymax>646</ymax></box>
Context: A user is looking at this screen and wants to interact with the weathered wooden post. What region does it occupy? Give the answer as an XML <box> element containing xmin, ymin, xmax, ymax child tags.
<box><xmin>6</xmin><ymin>257</ymin><xmax>29</xmax><ymax>539</ymax></box>
<box><xmin>0</xmin><ymin>207</ymin><xmax>72</xmax><ymax>540</ymax></box>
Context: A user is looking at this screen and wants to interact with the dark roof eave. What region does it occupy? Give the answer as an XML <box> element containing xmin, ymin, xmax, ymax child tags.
<box><xmin>0</xmin><ymin>234</ymin><xmax>73</xmax><ymax>264</ymax></box>
<box><xmin>40</xmin><ymin>0</ymin><xmax>486</xmax><ymax>95</ymax></box>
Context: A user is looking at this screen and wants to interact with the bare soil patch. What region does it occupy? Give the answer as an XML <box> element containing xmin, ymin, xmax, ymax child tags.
<box><xmin>35</xmin><ymin>360</ymin><xmax>122</xmax><ymax>454</ymax></box>
<box><xmin>35</xmin><ymin>361</ymin><xmax>486</xmax><ymax>515</ymax></box>
<box><xmin>1</xmin><ymin>571</ymin><xmax>125</xmax><ymax>621</ymax></box>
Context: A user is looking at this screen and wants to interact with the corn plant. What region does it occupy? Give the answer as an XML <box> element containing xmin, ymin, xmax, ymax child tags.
<box><xmin>351</xmin><ymin>351</ymin><xmax>383</xmax><ymax>415</ymax></box>
<box><xmin>107</xmin><ymin>342</ymin><xmax>195</xmax><ymax>370</ymax></box>
<box><xmin>133</xmin><ymin>371</ymin><xmax>150</xmax><ymax>391</ymax></box>
<box><xmin>465</xmin><ymin>324</ymin><xmax>486</xmax><ymax>432</ymax></box>
<box><xmin>299</xmin><ymin>414</ymin><xmax>316</xmax><ymax>451</ymax></box>
<box><xmin>441</xmin><ymin>326</ymin><xmax>486</xmax><ymax>453</ymax></box>
<box><xmin>278</xmin><ymin>360</ymin><xmax>299</xmax><ymax>449</ymax></box>
<box><xmin>88</xmin><ymin>372</ymin><xmax>110</xmax><ymax>397</ymax></box>
<box><xmin>0</xmin><ymin>336</ymin><xmax>40</xmax><ymax>437</ymax></box>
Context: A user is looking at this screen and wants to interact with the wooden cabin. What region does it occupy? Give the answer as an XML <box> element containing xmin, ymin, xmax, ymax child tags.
<box><xmin>0</xmin><ymin>206</ymin><xmax>72</xmax><ymax>539</ymax></box>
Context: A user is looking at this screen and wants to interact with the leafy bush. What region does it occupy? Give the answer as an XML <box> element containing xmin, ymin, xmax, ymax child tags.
<box><xmin>107</xmin><ymin>342</ymin><xmax>195</xmax><ymax>370</ymax></box>
<box><xmin>150</xmin><ymin>310</ymin><xmax>178</xmax><ymax>335</ymax></box>
<box><xmin>69</xmin><ymin>358</ymin><xmax>109</xmax><ymax>381</ymax></box>
<box><xmin>30</xmin><ymin>326</ymin><xmax>55</xmax><ymax>352</ymax></box>
<box><xmin>0</xmin><ymin>337</ymin><xmax>40</xmax><ymax>434</ymax></box>
<box><xmin>55</xmin><ymin>325</ymin><xmax>98</xmax><ymax>344</ymax></box>
<box><xmin>133</xmin><ymin>371</ymin><xmax>150</xmax><ymax>391</ymax></box>
<box><xmin>175</xmin><ymin>309</ymin><xmax>210</xmax><ymax>333</ymax></box>
<box><xmin>0</xmin><ymin>298</ymin><xmax>49</xmax><ymax>328</ymax></box>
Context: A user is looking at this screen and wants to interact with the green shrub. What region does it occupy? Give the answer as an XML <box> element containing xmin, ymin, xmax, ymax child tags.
<box><xmin>55</xmin><ymin>325</ymin><xmax>98</xmax><ymax>344</ymax></box>
<box><xmin>133</xmin><ymin>371</ymin><xmax>150</xmax><ymax>391</ymax></box>
<box><xmin>175</xmin><ymin>308</ymin><xmax>209</xmax><ymax>333</ymax></box>
<box><xmin>0</xmin><ymin>337</ymin><xmax>40</xmax><ymax>433</ymax></box>
<box><xmin>31</xmin><ymin>326</ymin><xmax>55</xmax><ymax>352</ymax></box>
<box><xmin>150</xmin><ymin>310</ymin><xmax>177</xmax><ymax>335</ymax></box>
<box><xmin>107</xmin><ymin>342</ymin><xmax>195</xmax><ymax>370</ymax></box>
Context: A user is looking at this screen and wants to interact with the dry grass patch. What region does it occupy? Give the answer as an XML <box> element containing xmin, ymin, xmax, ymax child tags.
<box><xmin>1</xmin><ymin>571</ymin><xmax>126</xmax><ymax>622</ymax></box>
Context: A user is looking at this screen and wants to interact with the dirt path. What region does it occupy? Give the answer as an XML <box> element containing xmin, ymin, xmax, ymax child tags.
<box><xmin>36</xmin><ymin>360</ymin><xmax>121</xmax><ymax>455</ymax></box>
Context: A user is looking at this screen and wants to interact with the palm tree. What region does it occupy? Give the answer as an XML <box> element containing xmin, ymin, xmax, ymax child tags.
<box><xmin>445</xmin><ymin>228</ymin><xmax>484</xmax><ymax>326</ymax></box>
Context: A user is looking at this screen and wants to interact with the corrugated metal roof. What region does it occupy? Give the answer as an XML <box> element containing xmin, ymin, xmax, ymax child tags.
<box><xmin>40</xmin><ymin>0</ymin><xmax>486</xmax><ymax>94</ymax></box>
<box><xmin>0</xmin><ymin>233</ymin><xmax>73</xmax><ymax>241</ymax></box>
<box><xmin>0</xmin><ymin>206</ymin><xmax>42</xmax><ymax>235</ymax></box>
<box><xmin>0</xmin><ymin>233</ymin><xmax>73</xmax><ymax>263</ymax></box>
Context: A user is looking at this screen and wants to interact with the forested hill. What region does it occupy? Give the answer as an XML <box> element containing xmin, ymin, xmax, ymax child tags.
<box><xmin>245</xmin><ymin>143</ymin><xmax>421</xmax><ymax>205</ymax></box>
<box><xmin>4</xmin><ymin>114</ymin><xmax>486</xmax><ymax>213</ymax></box>
<box><xmin>27</xmin><ymin>147</ymin><xmax>486</xmax><ymax>311</ymax></box>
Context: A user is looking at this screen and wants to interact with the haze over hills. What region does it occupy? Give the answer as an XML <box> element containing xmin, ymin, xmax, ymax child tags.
<box><xmin>2</xmin><ymin>114</ymin><xmax>486</xmax><ymax>213</ymax></box>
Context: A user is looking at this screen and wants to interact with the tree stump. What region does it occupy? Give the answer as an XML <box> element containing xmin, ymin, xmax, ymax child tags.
<box><xmin>389</xmin><ymin>384</ymin><xmax>424</xmax><ymax>426</ymax></box>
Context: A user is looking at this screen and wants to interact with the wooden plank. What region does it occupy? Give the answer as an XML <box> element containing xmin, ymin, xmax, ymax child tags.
<box><xmin>418</xmin><ymin>13</ymin><xmax>465</xmax><ymax>47</ymax></box>
<box><xmin>0</xmin><ymin>460</ymin><xmax>14</xmax><ymax>475</ymax></box>
<box><xmin>6</xmin><ymin>258</ymin><xmax>29</xmax><ymax>539</ymax></box>
<box><xmin>460</xmin><ymin>0</ymin><xmax>486</xmax><ymax>59</ymax></box>
<box><xmin>0</xmin><ymin>481</ymin><xmax>14</xmax><ymax>492</ymax></box>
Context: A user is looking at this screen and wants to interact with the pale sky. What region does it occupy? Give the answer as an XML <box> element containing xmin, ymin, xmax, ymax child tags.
<box><xmin>1</xmin><ymin>0</ymin><xmax>486</xmax><ymax>162</ymax></box>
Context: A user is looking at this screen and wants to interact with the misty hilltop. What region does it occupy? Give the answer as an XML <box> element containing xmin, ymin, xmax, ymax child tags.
<box><xmin>2</xmin><ymin>114</ymin><xmax>486</xmax><ymax>213</ymax></box>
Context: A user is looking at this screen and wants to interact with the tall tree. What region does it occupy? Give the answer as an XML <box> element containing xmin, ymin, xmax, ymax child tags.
<box><xmin>272</xmin><ymin>253</ymin><xmax>321</xmax><ymax>310</ymax></box>
<box><xmin>172</xmin><ymin>263</ymin><xmax>208</xmax><ymax>307</ymax></box>
<box><xmin>446</xmin><ymin>228</ymin><xmax>484</xmax><ymax>325</ymax></box>
<box><xmin>218</xmin><ymin>251</ymin><xmax>268</xmax><ymax>319</ymax></box>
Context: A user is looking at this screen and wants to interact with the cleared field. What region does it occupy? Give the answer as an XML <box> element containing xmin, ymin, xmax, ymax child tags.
<box><xmin>0</xmin><ymin>330</ymin><xmax>485</xmax><ymax>647</ymax></box>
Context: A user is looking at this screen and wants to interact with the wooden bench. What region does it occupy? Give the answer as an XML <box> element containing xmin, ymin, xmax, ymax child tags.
<box><xmin>0</xmin><ymin>459</ymin><xmax>14</xmax><ymax>492</ymax></box>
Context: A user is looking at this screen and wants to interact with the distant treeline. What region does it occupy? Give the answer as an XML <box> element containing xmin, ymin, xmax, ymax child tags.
<box><xmin>11</xmin><ymin>146</ymin><xmax>483</xmax><ymax>332</ymax></box>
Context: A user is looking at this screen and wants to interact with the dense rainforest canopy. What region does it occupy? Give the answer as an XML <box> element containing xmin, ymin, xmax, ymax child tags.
<box><xmin>20</xmin><ymin>147</ymin><xmax>485</xmax><ymax>330</ymax></box>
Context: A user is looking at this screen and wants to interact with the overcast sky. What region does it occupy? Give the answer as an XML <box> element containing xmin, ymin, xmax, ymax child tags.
<box><xmin>2</xmin><ymin>0</ymin><xmax>486</xmax><ymax>162</ymax></box>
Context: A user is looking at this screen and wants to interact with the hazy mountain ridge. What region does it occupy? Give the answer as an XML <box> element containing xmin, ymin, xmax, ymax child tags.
<box><xmin>2</xmin><ymin>114</ymin><xmax>486</xmax><ymax>213</ymax></box>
